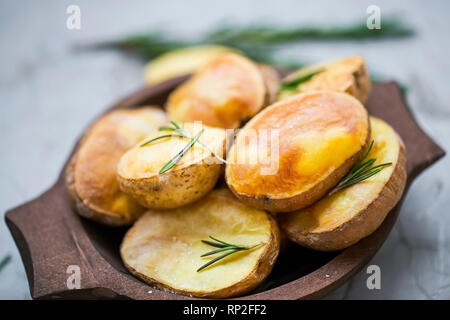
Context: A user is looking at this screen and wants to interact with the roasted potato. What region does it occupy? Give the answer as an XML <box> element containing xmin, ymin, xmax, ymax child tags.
<box><xmin>65</xmin><ymin>107</ymin><xmax>167</xmax><ymax>226</ymax></box>
<box><xmin>226</xmin><ymin>91</ymin><xmax>370</xmax><ymax>213</ymax></box>
<box><xmin>144</xmin><ymin>45</ymin><xmax>238</xmax><ymax>85</ymax></box>
<box><xmin>166</xmin><ymin>52</ymin><xmax>279</xmax><ymax>129</ymax></box>
<box><xmin>279</xmin><ymin>56</ymin><xmax>371</xmax><ymax>104</ymax></box>
<box><xmin>278</xmin><ymin>117</ymin><xmax>407</xmax><ymax>251</ymax></box>
<box><xmin>117</xmin><ymin>123</ymin><xmax>227</xmax><ymax>209</ymax></box>
<box><xmin>121</xmin><ymin>188</ymin><xmax>280</xmax><ymax>298</ymax></box>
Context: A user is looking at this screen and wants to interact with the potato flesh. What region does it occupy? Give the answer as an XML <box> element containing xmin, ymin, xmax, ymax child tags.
<box><xmin>117</xmin><ymin>123</ymin><xmax>226</xmax><ymax>179</ymax></box>
<box><xmin>279</xmin><ymin>56</ymin><xmax>370</xmax><ymax>102</ymax></box>
<box><xmin>144</xmin><ymin>45</ymin><xmax>237</xmax><ymax>84</ymax></box>
<box><xmin>227</xmin><ymin>91</ymin><xmax>369</xmax><ymax>199</ymax></box>
<box><xmin>74</xmin><ymin>108</ymin><xmax>167</xmax><ymax>218</ymax></box>
<box><xmin>286</xmin><ymin>117</ymin><xmax>399</xmax><ymax>232</ymax></box>
<box><xmin>167</xmin><ymin>53</ymin><xmax>265</xmax><ymax>129</ymax></box>
<box><xmin>121</xmin><ymin>189</ymin><xmax>272</xmax><ymax>294</ymax></box>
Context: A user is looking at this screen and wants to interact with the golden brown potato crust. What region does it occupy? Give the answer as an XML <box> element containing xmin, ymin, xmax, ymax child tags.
<box><xmin>117</xmin><ymin>123</ymin><xmax>227</xmax><ymax>209</ymax></box>
<box><xmin>226</xmin><ymin>91</ymin><xmax>370</xmax><ymax>213</ymax></box>
<box><xmin>65</xmin><ymin>107</ymin><xmax>167</xmax><ymax>226</ymax></box>
<box><xmin>166</xmin><ymin>53</ymin><xmax>278</xmax><ymax>129</ymax></box>
<box><xmin>278</xmin><ymin>117</ymin><xmax>407</xmax><ymax>251</ymax></box>
<box><xmin>280</xmin><ymin>56</ymin><xmax>371</xmax><ymax>104</ymax></box>
<box><xmin>121</xmin><ymin>189</ymin><xmax>280</xmax><ymax>298</ymax></box>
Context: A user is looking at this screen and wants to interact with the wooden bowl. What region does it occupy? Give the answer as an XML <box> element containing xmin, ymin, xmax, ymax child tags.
<box><xmin>5</xmin><ymin>77</ymin><xmax>445</xmax><ymax>300</ymax></box>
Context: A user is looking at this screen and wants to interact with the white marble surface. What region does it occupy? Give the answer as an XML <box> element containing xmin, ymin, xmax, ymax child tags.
<box><xmin>0</xmin><ymin>0</ymin><xmax>449</xmax><ymax>300</ymax></box>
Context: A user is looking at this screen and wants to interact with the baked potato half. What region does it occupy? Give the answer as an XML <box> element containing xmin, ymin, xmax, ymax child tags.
<box><xmin>65</xmin><ymin>107</ymin><xmax>167</xmax><ymax>226</ymax></box>
<box><xmin>278</xmin><ymin>117</ymin><xmax>407</xmax><ymax>251</ymax></box>
<box><xmin>121</xmin><ymin>188</ymin><xmax>280</xmax><ymax>298</ymax></box>
<box><xmin>144</xmin><ymin>45</ymin><xmax>238</xmax><ymax>85</ymax></box>
<box><xmin>279</xmin><ymin>56</ymin><xmax>371</xmax><ymax>104</ymax></box>
<box><xmin>166</xmin><ymin>52</ymin><xmax>279</xmax><ymax>129</ymax></box>
<box><xmin>226</xmin><ymin>91</ymin><xmax>370</xmax><ymax>213</ymax></box>
<box><xmin>117</xmin><ymin>122</ymin><xmax>227</xmax><ymax>209</ymax></box>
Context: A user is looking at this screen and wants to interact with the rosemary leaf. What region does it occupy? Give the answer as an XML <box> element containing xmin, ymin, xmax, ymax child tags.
<box><xmin>208</xmin><ymin>235</ymin><xmax>238</xmax><ymax>247</ymax></box>
<box><xmin>350</xmin><ymin>140</ymin><xmax>374</xmax><ymax>174</ymax></box>
<box><xmin>201</xmin><ymin>246</ymin><xmax>240</xmax><ymax>257</ymax></box>
<box><xmin>140</xmin><ymin>134</ymin><xmax>184</xmax><ymax>147</ymax></box>
<box><xmin>84</xmin><ymin>18</ymin><xmax>414</xmax><ymax>69</ymax></box>
<box><xmin>197</xmin><ymin>236</ymin><xmax>262</xmax><ymax>272</ymax></box>
<box><xmin>280</xmin><ymin>69</ymin><xmax>324</xmax><ymax>91</ymax></box>
<box><xmin>201</xmin><ymin>240</ymin><xmax>228</xmax><ymax>248</ymax></box>
<box><xmin>197</xmin><ymin>249</ymin><xmax>240</xmax><ymax>272</ymax></box>
<box><xmin>352</xmin><ymin>162</ymin><xmax>392</xmax><ymax>180</ymax></box>
<box><xmin>0</xmin><ymin>254</ymin><xmax>11</xmax><ymax>272</ymax></box>
<box><xmin>159</xmin><ymin>128</ymin><xmax>204</xmax><ymax>174</ymax></box>
<box><xmin>160</xmin><ymin>122</ymin><xmax>227</xmax><ymax>164</ymax></box>
<box><xmin>329</xmin><ymin>140</ymin><xmax>392</xmax><ymax>195</ymax></box>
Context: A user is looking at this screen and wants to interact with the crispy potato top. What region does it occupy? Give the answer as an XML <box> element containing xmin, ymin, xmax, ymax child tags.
<box><xmin>121</xmin><ymin>189</ymin><xmax>277</xmax><ymax>296</ymax></box>
<box><xmin>74</xmin><ymin>107</ymin><xmax>167</xmax><ymax>218</ymax></box>
<box><xmin>144</xmin><ymin>45</ymin><xmax>237</xmax><ymax>84</ymax></box>
<box><xmin>280</xmin><ymin>56</ymin><xmax>371</xmax><ymax>103</ymax></box>
<box><xmin>117</xmin><ymin>123</ymin><xmax>226</xmax><ymax>178</ymax></box>
<box><xmin>226</xmin><ymin>91</ymin><xmax>369</xmax><ymax>199</ymax></box>
<box><xmin>298</xmin><ymin>56</ymin><xmax>366</xmax><ymax>92</ymax></box>
<box><xmin>280</xmin><ymin>117</ymin><xmax>402</xmax><ymax>233</ymax></box>
<box><xmin>166</xmin><ymin>53</ymin><xmax>266</xmax><ymax>129</ymax></box>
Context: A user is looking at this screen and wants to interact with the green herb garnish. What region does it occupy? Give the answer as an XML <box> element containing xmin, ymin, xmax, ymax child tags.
<box><xmin>197</xmin><ymin>236</ymin><xmax>263</xmax><ymax>272</ymax></box>
<box><xmin>140</xmin><ymin>133</ymin><xmax>184</xmax><ymax>147</ymax></box>
<box><xmin>329</xmin><ymin>140</ymin><xmax>392</xmax><ymax>195</ymax></box>
<box><xmin>140</xmin><ymin>121</ymin><xmax>226</xmax><ymax>174</ymax></box>
<box><xmin>79</xmin><ymin>18</ymin><xmax>414</xmax><ymax>68</ymax></box>
<box><xmin>159</xmin><ymin>128</ymin><xmax>204</xmax><ymax>174</ymax></box>
<box><xmin>159</xmin><ymin>121</ymin><xmax>227</xmax><ymax>164</ymax></box>
<box><xmin>0</xmin><ymin>254</ymin><xmax>12</xmax><ymax>273</ymax></box>
<box><xmin>280</xmin><ymin>69</ymin><xmax>324</xmax><ymax>91</ymax></box>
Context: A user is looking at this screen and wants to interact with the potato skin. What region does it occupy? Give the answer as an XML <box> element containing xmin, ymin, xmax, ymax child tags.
<box><xmin>279</xmin><ymin>56</ymin><xmax>371</xmax><ymax>104</ymax></box>
<box><xmin>65</xmin><ymin>107</ymin><xmax>166</xmax><ymax>226</ymax></box>
<box><xmin>166</xmin><ymin>53</ymin><xmax>270</xmax><ymax>129</ymax></box>
<box><xmin>123</xmin><ymin>213</ymin><xmax>280</xmax><ymax>298</ymax></box>
<box><xmin>65</xmin><ymin>152</ymin><xmax>142</xmax><ymax>226</ymax></box>
<box><xmin>227</xmin><ymin>141</ymin><xmax>370</xmax><ymax>213</ymax></box>
<box><xmin>117</xmin><ymin>161</ymin><xmax>222</xmax><ymax>210</ymax></box>
<box><xmin>226</xmin><ymin>91</ymin><xmax>370</xmax><ymax>213</ymax></box>
<box><xmin>117</xmin><ymin>123</ymin><xmax>227</xmax><ymax>209</ymax></box>
<box><xmin>278</xmin><ymin>119</ymin><xmax>407</xmax><ymax>251</ymax></box>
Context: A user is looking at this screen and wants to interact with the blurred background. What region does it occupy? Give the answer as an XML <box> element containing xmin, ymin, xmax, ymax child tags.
<box><xmin>0</xmin><ymin>0</ymin><xmax>449</xmax><ymax>299</ymax></box>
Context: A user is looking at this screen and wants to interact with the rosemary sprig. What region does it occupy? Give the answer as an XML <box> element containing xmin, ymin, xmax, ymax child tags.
<box><xmin>197</xmin><ymin>236</ymin><xmax>262</xmax><ymax>272</ymax></box>
<box><xmin>280</xmin><ymin>69</ymin><xmax>324</xmax><ymax>91</ymax></box>
<box><xmin>140</xmin><ymin>121</ymin><xmax>226</xmax><ymax>173</ymax></box>
<box><xmin>159</xmin><ymin>121</ymin><xmax>227</xmax><ymax>163</ymax></box>
<box><xmin>159</xmin><ymin>128</ymin><xmax>204</xmax><ymax>174</ymax></box>
<box><xmin>329</xmin><ymin>140</ymin><xmax>392</xmax><ymax>195</ymax></box>
<box><xmin>82</xmin><ymin>18</ymin><xmax>413</xmax><ymax>68</ymax></box>
<box><xmin>140</xmin><ymin>133</ymin><xmax>184</xmax><ymax>147</ymax></box>
<box><xmin>0</xmin><ymin>254</ymin><xmax>12</xmax><ymax>273</ymax></box>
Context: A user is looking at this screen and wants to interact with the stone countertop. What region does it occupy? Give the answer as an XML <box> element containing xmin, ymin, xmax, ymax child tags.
<box><xmin>0</xmin><ymin>0</ymin><xmax>448</xmax><ymax>299</ymax></box>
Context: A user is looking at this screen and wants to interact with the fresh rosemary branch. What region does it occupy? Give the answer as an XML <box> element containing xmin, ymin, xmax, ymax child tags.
<box><xmin>329</xmin><ymin>140</ymin><xmax>392</xmax><ymax>195</ymax></box>
<box><xmin>0</xmin><ymin>254</ymin><xmax>12</xmax><ymax>273</ymax></box>
<box><xmin>140</xmin><ymin>121</ymin><xmax>226</xmax><ymax>173</ymax></box>
<box><xmin>86</xmin><ymin>18</ymin><xmax>413</xmax><ymax>67</ymax></box>
<box><xmin>159</xmin><ymin>128</ymin><xmax>204</xmax><ymax>174</ymax></box>
<box><xmin>280</xmin><ymin>69</ymin><xmax>324</xmax><ymax>91</ymax></box>
<box><xmin>158</xmin><ymin>121</ymin><xmax>227</xmax><ymax>164</ymax></box>
<box><xmin>205</xmin><ymin>19</ymin><xmax>414</xmax><ymax>45</ymax></box>
<box><xmin>140</xmin><ymin>133</ymin><xmax>184</xmax><ymax>147</ymax></box>
<box><xmin>197</xmin><ymin>236</ymin><xmax>262</xmax><ymax>272</ymax></box>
